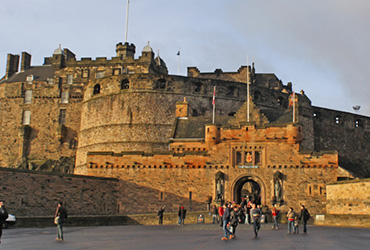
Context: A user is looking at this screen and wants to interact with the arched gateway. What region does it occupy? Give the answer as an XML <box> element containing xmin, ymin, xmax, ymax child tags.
<box><xmin>232</xmin><ymin>175</ymin><xmax>266</xmax><ymax>205</ymax></box>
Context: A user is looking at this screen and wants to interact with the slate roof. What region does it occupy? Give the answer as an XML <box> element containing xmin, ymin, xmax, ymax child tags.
<box><xmin>1</xmin><ymin>65</ymin><xmax>55</xmax><ymax>83</ymax></box>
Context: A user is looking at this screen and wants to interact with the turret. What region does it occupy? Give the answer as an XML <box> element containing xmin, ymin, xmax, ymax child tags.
<box><xmin>116</xmin><ymin>42</ymin><xmax>136</xmax><ymax>59</ymax></box>
<box><xmin>205</xmin><ymin>124</ymin><xmax>220</xmax><ymax>145</ymax></box>
<box><xmin>176</xmin><ymin>98</ymin><xmax>188</xmax><ymax>118</ymax></box>
<box><xmin>287</xmin><ymin>124</ymin><xmax>302</xmax><ymax>144</ymax></box>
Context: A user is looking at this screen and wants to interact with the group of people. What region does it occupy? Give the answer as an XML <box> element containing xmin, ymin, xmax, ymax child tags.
<box><xmin>157</xmin><ymin>206</ymin><xmax>187</xmax><ymax>226</ymax></box>
<box><xmin>214</xmin><ymin>199</ymin><xmax>310</xmax><ymax>240</ymax></box>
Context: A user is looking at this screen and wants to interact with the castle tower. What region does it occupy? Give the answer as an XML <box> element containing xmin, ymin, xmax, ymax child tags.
<box><xmin>116</xmin><ymin>42</ymin><xmax>136</xmax><ymax>59</ymax></box>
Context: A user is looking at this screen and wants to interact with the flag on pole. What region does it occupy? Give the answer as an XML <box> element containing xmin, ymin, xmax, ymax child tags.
<box><xmin>212</xmin><ymin>86</ymin><xmax>216</xmax><ymax>105</ymax></box>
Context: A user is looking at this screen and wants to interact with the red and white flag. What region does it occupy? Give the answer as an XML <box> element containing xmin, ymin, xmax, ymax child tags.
<box><xmin>212</xmin><ymin>86</ymin><xmax>216</xmax><ymax>105</ymax></box>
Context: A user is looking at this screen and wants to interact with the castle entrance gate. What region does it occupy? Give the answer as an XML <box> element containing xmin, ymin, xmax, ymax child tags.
<box><xmin>232</xmin><ymin>175</ymin><xmax>266</xmax><ymax>205</ymax></box>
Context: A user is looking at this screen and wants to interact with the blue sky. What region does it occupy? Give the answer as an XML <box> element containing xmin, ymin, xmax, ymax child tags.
<box><xmin>1</xmin><ymin>0</ymin><xmax>369</xmax><ymax>116</ymax></box>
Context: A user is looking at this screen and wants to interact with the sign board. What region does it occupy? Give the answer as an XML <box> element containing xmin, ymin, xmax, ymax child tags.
<box><xmin>238</xmin><ymin>165</ymin><xmax>259</xmax><ymax>169</ymax></box>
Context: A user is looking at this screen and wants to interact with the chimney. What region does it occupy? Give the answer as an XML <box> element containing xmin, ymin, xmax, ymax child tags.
<box><xmin>5</xmin><ymin>53</ymin><xmax>20</xmax><ymax>79</ymax></box>
<box><xmin>21</xmin><ymin>52</ymin><xmax>31</xmax><ymax>71</ymax></box>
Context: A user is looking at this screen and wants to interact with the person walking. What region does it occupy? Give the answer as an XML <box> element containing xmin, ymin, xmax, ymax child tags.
<box><xmin>177</xmin><ymin>207</ymin><xmax>181</xmax><ymax>225</ymax></box>
<box><xmin>229</xmin><ymin>205</ymin><xmax>240</xmax><ymax>239</ymax></box>
<box><xmin>157</xmin><ymin>206</ymin><xmax>165</xmax><ymax>225</ymax></box>
<box><xmin>287</xmin><ymin>207</ymin><xmax>295</xmax><ymax>234</ymax></box>
<box><xmin>212</xmin><ymin>205</ymin><xmax>219</xmax><ymax>224</ymax></box>
<box><xmin>0</xmin><ymin>201</ymin><xmax>9</xmax><ymax>244</ymax></box>
<box><xmin>221</xmin><ymin>203</ymin><xmax>232</xmax><ymax>240</ymax></box>
<box><xmin>55</xmin><ymin>202</ymin><xmax>68</xmax><ymax>241</ymax></box>
<box><xmin>299</xmin><ymin>205</ymin><xmax>310</xmax><ymax>233</ymax></box>
<box><xmin>271</xmin><ymin>205</ymin><xmax>280</xmax><ymax>230</ymax></box>
<box><xmin>250</xmin><ymin>203</ymin><xmax>262</xmax><ymax>238</ymax></box>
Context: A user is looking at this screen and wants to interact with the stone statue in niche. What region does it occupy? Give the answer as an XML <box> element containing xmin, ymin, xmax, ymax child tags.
<box><xmin>215</xmin><ymin>172</ymin><xmax>225</xmax><ymax>201</ymax></box>
<box><xmin>273</xmin><ymin>171</ymin><xmax>284</xmax><ymax>202</ymax></box>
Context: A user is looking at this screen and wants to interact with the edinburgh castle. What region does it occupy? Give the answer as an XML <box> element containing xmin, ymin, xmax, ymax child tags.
<box><xmin>0</xmin><ymin>41</ymin><xmax>369</xmax><ymax>216</ymax></box>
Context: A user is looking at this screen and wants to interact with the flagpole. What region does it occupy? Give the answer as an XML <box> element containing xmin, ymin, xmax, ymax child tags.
<box><xmin>247</xmin><ymin>55</ymin><xmax>250</xmax><ymax>122</ymax></box>
<box><xmin>177</xmin><ymin>49</ymin><xmax>181</xmax><ymax>75</ymax></box>
<box><xmin>292</xmin><ymin>84</ymin><xmax>296</xmax><ymax>123</ymax></box>
<box><xmin>125</xmin><ymin>0</ymin><xmax>130</xmax><ymax>43</ymax></box>
<box><xmin>212</xmin><ymin>86</ymin><xmax>216</xmax><ymax>124</ymax></box>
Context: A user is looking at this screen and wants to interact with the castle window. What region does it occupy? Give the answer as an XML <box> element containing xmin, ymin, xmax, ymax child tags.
<box><xmin>228</xmin><ymin>112</ymin><xmax>236</xmax><ymax>117</ymax></box>
<box><xmin>156</xmin><ymin>79</ymin><xmax>166</xmax><ymax>89</ymax></box>
<box><xmin>159</xmin><ymin>191</ymin><xmax>164</xmax><ymax>201</ymax></box>
<box><xmin>61</xmin><ymin>91</ymin><xmax>69</xmax><ymax>104</ymax></box>
<box><xmin>67</xmin><ymin>74</ymin><xmax>73</xmax><ymax>84</ymax></box>
<box><xmin>24</xmin><ymin>90</ymin><xmax>32</xmax><ymax>104</ymax></box>
<box><xmin>93</xmin><ymin>84</ymin><xmax>101</xmax><ymax>95</ymax></box>
<box><xmin>82</xmin><ymin>69</ymin><xmax>89</xmax><ymax>78</ymax></box>
<box><xmin>96</xmin><ymin>71</ymin><xmax>105</xmax><ymax>79</ymax></box>
<box><xmin>277</xmin><ymin>97</ymin><xmax>286</xmax><ymax>107</ymax></box>
<box><xmin>113</xmin><ymin>68</ymin><xmax>121</xmax><ymax>76</ymax></box>
<box><xmin>234</xmin><ymin>148</ymin><xmax>263</xmax><ymax>166</ymax></box>
<box><xmin>26</xmin><ymin>75</ymin><xmax>33</xmax><ymax>84</ymax></box>
<box><xmin>121</xmin><ymin>79</ymin><xmax>129</xmax><ymax>89</ymax></box>
<box><xmin>189</xmin><ymin>191</ymin><xmax>192</xmax><ymax>201</ymax></box>
<box><xmin>254</xmin><ymin>90</ymin><xmax>261</xmax><ymax>101</ymax></box>
<box><xmin>335</xmin><ymin>116</ymin><xmax>340</xmax><ymax>124</ymax></box>
<box><xmin>22</xmin><ymin>110</ymin><xmax>31</xmax><ymax>125</ymax></box>
<box><xmin>59</xmin><ymin>109</ymin><xmax>66</xmax><ymax>125</ymax></box>
<box><xmin>355</xmin><ymin>119</ymin><xmax>363</xmax><ymax>128</ymax></box>
<box><xmin>192</xmin><ymin>109</ymin><xmax>199</xmax><ymax>117</ymax></box>
<box><xmin>227</xmin><ymin>86</ymin><xmax>235</xmax><ymax>96</ymax></box>
<box><xmin>194</xmin><ymin>82</ymin><xmax>202</xmax><ymax>92</ymax></box>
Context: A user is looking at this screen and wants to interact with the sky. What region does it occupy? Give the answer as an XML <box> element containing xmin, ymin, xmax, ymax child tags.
<box><xmin>1</xmin><ymin>0</ymin><xmax>369</xmax><ymax>116</ymax></box>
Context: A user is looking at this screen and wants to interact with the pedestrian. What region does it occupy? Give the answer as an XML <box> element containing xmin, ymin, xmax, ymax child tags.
<box><xmin>294</xmin><ymin>216</ymin><xmax>299</xmax><ymax>234</ymax></box>
<box><xmin>287</xmin><ymin>207</ymin><xmax>295</xmax><ymax>234</ymax></box>
<box><xmin>0</xmin><ymin>201</ymin><xmax>9</xmax><ymax>244</ymax></box>
<box><xmin>55</xmin><ymin>202</ymin><xmax>68</xmax><ymax>241</ymax></box>
<box><xmin>271</xmin><ymin>205</ymin><xmax>280</xmax><ymax>230</ymax></box>
<box><xmin>177</xmin><ymin>207</ymin><xmax>181</xmax><ymax>225</ymax></box>
<box><xmin>180</xmin><ymin>206</ymin><xmax>186</xmax><ymax>225</ymax></box>
<box><xmin>245</xmin><ymin>196</ymin><xmax>252</xmax><ymax>224</ymax></box>
<box><xmin>250</xmin><ymin>203</ymin><xmax>262</xmax><ymax>238</ymax></box>
<box><xmin>229</xmin><ymin>205</ymin><xmax>240</xmax><ymax>239</ymax></box>
<box><xmin>218</xmin><ymin>204</ymin><xmax>224</xmax><ymax>227</ymax></box>
<box><xmin>212</xmin><ymin>205</ymin><xmax>219</xmax><ymax>224</ymax></box>
<box><xmin>221</xmin><ymin>203</ymin><xmax>232</xmax><ymax>240</ymax></box>
<box><xmin>157</xmin><ymin>206</ymin><xmax>165</xmax><ymax>225</ymax></box>
<box><xmin>299</xmin><ymin>205</ymin><xmax>310</xmax><ymax>233</ymax></box>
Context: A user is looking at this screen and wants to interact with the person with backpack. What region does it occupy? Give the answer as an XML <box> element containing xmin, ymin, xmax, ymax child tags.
<box><xmin>0</xmin><ymin>201</ymin><xmax>9</xmax><ymax>244</ymax></box>
<box><xmin>55</xmin><ymin>202</ymin><xmax>68</xmax><ymax>241</ymax></box>
<box><xmin>299</xmin><ymin>205</ymin><xmax>310</xmax><ymax>233</ymax></box>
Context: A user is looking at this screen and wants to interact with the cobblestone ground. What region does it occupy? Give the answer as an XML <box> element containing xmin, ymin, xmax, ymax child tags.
<box><xmin>1</xmin><ymin>223</ymin><xmax>370</xmax><ymax>250</ymax></box>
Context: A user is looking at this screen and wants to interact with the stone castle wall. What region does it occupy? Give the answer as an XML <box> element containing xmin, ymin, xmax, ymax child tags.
<box><xmin>326</xmin><ymin>179</ymin><xmax>370</xmax><ymax>215</ymax></box>
<box><xmin>313</xmin><ymin>107</ymin><xmax>370</xmax><ymax>177</ymax></box>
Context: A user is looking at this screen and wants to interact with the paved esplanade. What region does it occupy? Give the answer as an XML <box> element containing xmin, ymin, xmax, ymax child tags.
<box><xmin>2</xmin><ymin>223</ymin><xmax>369</xmax><ymax>250</ymax></box>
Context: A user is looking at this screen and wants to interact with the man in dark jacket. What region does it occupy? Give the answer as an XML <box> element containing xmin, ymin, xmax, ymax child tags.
<box><xmin>180</xmin><ymin>207</ymin><xmax>186</xmax><ymax>225</ymax></box>
<box><xmin>299</xmin><ymin>205</ymin><xmax>310</xmax><ymax>233</ymax></box>
<box><xmin>157</xmin><ymin>206</ymin><xmax>165</xmax><ymax>225</ymax></box>
<box><xmin>221</xmin><ymin>203</ymin><xmax>232</xmax><ymax>240</ymax></box>
<box><xmin>0</xmin><ymin>201</ymin><xmax>9</xmax><ymax>244</ymax></box>
<box><xmin>55</xmin><ymin>202</ymin><xmax>68</xmax><ymax>241</ymax></box>
<box><xmin>250</xmin><ymin>203</ymin><xmax>262</xmax><ymax>238</ymax></box>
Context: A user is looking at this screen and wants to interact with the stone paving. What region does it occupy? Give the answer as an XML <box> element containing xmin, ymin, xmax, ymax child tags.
<box><xmin>1</xmin><ymin>223</ymin><xmax>369</xmax><ymax>250</ymax></box>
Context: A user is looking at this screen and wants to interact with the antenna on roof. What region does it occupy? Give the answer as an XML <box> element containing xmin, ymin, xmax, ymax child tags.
<box><xmin>125</xmin><ymin>0</ymin><xmax>130</xmax><ymax>43</ymax></box>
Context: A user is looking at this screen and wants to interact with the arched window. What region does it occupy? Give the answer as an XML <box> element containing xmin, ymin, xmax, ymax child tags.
<box><xmin>121</xmin><ymin>79</ymin><xmax>129</xmax><ymax>89</ymax></box>
<box><xmin>93</xmin><ymin>84</ymin><xmax>101</xmax><ymax>95</ymax></box>
<box><xmin>69</xmin><ymin>139</ymin><xmax>78</xmax><ymax>149</ymax></box>
<box><xmin>156</xmin><ymin>79</ymin><xmax>166</xmax><ymax>89</ymax></box>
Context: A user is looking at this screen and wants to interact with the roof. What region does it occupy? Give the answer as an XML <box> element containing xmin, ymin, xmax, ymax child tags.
<box><xmin>1</xmin><ymin>65</ymin><xmax>55</xmax><ymax>83</ymax></box>
<box><xmin>173</xmin><ymin>116</ymin><xmax>231</xmax><ymax>139</ymax></box>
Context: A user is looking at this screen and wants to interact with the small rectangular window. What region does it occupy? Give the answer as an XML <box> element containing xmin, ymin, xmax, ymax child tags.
<box><xmin>82</xmin><ymin>69</ymin><xmax>89</xmax><ymax>78</ymax></box>
<box><xmin>236</xmin><ymin>151</ymin><xmax>242</xmax><ymax>165</ymax></box>
<box><xmin>189</xmin><ymin>191</ymin><xmax>192</xmax><ymax>201</ymax></box>
<box><xmin>255</xmin><ymin>151</ymin><xmax>261</xmax><ymax>165</ymax></box>
<box><xmin>47</xmin><ymin>78</ymin><xmax>54</xmax><ymax>85</ymax></box>
<box><xmin>96</xmin><ymin>71</ymin><xmax>105</xmax><ymax>79</ymax></box>
<box><xmin>67</xmin><ymin>74</ymin><xmax>73</xmax><ymax>84</ymax></box>
<box><xmin>22</xmin><ymin>110</ymin><xmax>31</xmax><ymax>125</ymax></box>
<box><xmin>113</xmin><ymin>68</ymin><xmax>121</xmax><ymax>76</ymax></box>
<box><xmin>59</xmin><ymin>109</ymin><xmax>66</xmax><ymax>125</ymax></box>
<box><xmin>24</xmin><ymin>90</ymin><xmax>32</xmax><ymax>104</ymax></box>
<box><xmin>61</xmin><ymin>91</ymin><xmax>69</xmax><ymax>104</ymax></box>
